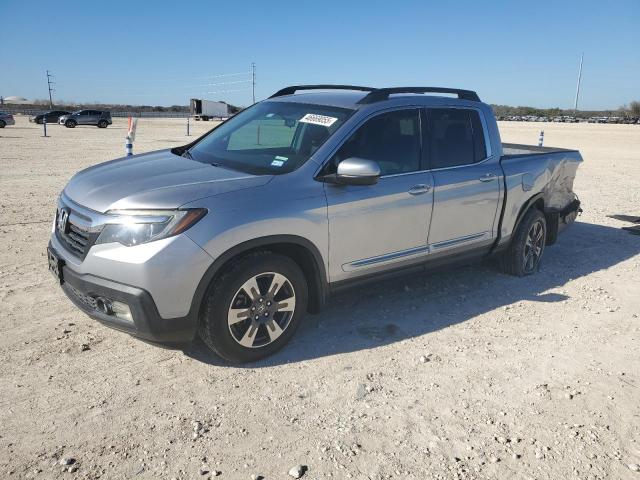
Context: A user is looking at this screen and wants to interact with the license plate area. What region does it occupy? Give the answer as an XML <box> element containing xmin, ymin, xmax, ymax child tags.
<box><xmin>47</xmin><ymin>247</ymin><xmax>65</xmax><ymax>284</ymax></box>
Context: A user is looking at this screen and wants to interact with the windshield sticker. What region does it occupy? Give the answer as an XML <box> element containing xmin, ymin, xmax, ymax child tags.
<box><xmin>271</xmin><ymin>156</ymin><xmax>288</xmax><ymax>167</ymax></box>
<box><xmin>299</xmin><ymin>113</ymin><xmax>338</xmax><ymax>127</ymax></box>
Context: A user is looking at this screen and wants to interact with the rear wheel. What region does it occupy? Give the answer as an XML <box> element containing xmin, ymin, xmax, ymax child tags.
<box><xmin>0</xmin><ymin>120</ymin><xmax>5</xmax><ymax>128</ymax></box>
<box><xmin>199</xmin><ymin>252</ymin><xmax>308</xmax><ymax>363</ymax></box>
<box><xmin>65</xmin><ymin>120</ymin><xmax>76</xmax><ymax>128</ymax></box>
<box><xmin>500</xmin><ymin>208</ymin><xmax>546</xmax><ymax>276</ymax></box>
<box><xmin>97</xmin><ymin>120</ymin><xmax>108</xmax><ymax>128</ymax></box>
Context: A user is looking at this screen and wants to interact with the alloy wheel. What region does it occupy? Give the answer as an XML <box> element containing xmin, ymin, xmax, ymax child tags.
<box><xmin>523</xmin><ymin>220</ymin><xmax>545</xmax><ymax>273</ymax></box>
<box><xmin>227</xmin><ymin>272</ymin><xmax>296</xmax><ymax>348</ymax></box>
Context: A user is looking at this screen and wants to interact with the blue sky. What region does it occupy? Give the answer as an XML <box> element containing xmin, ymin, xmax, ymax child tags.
<box><xmin>1</xmin><ymin>0</ymin><xmax>638</xmax><ymax>109</ymax></box>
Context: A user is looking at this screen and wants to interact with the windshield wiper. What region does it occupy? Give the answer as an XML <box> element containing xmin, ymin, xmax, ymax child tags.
<box><xmin>182</xmin><ymin>149</ymin><xmax>222</xmax><ymax>167</ymax></box>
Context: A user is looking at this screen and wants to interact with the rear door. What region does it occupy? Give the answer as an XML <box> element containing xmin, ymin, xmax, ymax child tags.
<box><xmin>323</xmin><ymin>108</ymin><xmax>434</xmax><ymax>282</ymax></box>
<box><xmin>426</xmin><ymin>107</ymin><xmax>501</xmax><ymax>253</ymax></box>
<box><xmin>75</xmin><ymin>110</ymin><xmax>90</xmax><ymax>125</ymax></box>
<box><xmin>87</xmin><ymin>110</ymin><xmax>101</xmax><ymax>124</ymax></box>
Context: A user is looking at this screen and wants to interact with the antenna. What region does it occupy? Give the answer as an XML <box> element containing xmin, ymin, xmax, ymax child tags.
<box><xmin>46</xmin><ymin>70</ymin><xmax>55</xmax><ymax>108</ymax></box>
<box><xmin>573</xmin><ymin>53</ymin><xmax>584</xmax><ymax>114</ymax></box>
<box><xmin>251</xmin><ymin>63</ymin><xmax>256</xmax><ymax>104</ymax></box>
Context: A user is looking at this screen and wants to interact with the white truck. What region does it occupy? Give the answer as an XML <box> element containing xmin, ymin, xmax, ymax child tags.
<box><xmin>190</xmin><ymin>99</ymin><xmax>231</xmax><ymax>121</ymax></box>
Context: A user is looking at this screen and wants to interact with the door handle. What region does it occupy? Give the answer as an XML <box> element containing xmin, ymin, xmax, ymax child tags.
<box><xmin>408</xmin><ymin>184</ymin><xmax>431</xmax><ymax>195</ymax></box>
<box><xmin>479</xmin><ymin>173</ymin><xmax>497</xmax><ymax>182</ymax></box>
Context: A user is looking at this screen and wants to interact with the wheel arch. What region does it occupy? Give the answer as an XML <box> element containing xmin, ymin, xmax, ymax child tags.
<box><xmin>512</xmin><ymin>193</ymin><xmax>546</xmax><ymax>237</ymax></box>
<box><xmin>190</xmin><ymin>235</ymin><xmax>328</xmax><ymax>321</ymax></box>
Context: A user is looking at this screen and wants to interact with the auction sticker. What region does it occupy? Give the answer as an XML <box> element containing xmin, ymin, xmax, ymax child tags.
<box><xmin>271</xmin><ymin>156</ymin><xmax>288</xmax><ymax>167</ymax></box>
<box><xmin>299</xmin><ymin>113</ymin><xmax>338</xmax><ymax>127</ymax></box>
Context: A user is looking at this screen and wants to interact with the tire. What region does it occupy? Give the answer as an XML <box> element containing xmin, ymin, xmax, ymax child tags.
<box><xmin>199</xmin><ymin>252</ymin><xmax>308</xmax><ymax>363</ymax></box>
<box><xmin>37</xmin><ymin>118</ymin><xmax>43</xmax><ymax>125</ymax></box>
<box><xmin>0</xmin><ymin>120</ymin><xmax>5</xmax><ymax>128</ymax></box>
<box><xmin>500</xmin><ymin>208</ymin><xmax>547</xmax><ymax>277</ymax></box>
<box><xmin>97</xmin><ymin>120</ymin><xmax>108</xmax><ymax>128</ymax></box>
<box><xmin>65</xmin><ymin>120</ymin><xmax>76</xmax><ymax>128</ymax></box>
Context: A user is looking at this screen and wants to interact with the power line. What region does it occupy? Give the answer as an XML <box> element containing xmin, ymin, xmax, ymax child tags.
<box><xmin>59</xmin><ymin>71</ymin><xmax>253</xmax><ymax>85</ymax></box>
<box><xmin>185</xmin><ymin>79</ymin><xmax>253</xmax><ymax>88</ymax></box>
<box><xmin>203</xmin><ymin>88</ymin><xmax>252</xmax><ymax>95</ymax></box>
<box><xmin>120</xmin><ymin>88</ymin><xmax>252</xmax><ymax>97</ymax></box>
<box><xmin>163</xmin><ymin>71</ymin><xmax>252</xmax><ymax>82</ymax></box>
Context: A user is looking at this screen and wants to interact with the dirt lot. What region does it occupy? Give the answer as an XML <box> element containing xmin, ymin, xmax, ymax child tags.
<box><xmin>1</xmin><ymin>116</ymin><xmax>639</xmax><ymax>480</ymax></box>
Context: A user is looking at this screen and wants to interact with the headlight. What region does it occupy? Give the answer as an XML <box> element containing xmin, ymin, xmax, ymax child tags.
<box><xmin>95</xmin><ymin>209</ymin><xmax>206</xmax><ymax>247</ymax></box>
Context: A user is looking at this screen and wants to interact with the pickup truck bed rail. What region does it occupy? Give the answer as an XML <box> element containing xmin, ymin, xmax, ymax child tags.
<box><xmin>502</xmin><ymin>143</ymin><xmax>578</xmax><ymax>157</ymax></box>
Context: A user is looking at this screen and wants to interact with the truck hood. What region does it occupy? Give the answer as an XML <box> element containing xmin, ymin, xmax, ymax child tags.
<box><xmin>63</xmin><ymin>149</ymin><xmax>272</xmax><ymax>212</ymax></box>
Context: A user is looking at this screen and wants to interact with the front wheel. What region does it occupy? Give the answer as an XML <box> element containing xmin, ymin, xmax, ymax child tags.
<box><xmin>0</xmin><ymin>120</ymin><xmax>5</xmax><ymax>128</ymax></box>
<box><xmin>500</xmin><ymin>208</ymin><xmax>546</xmax><ymax>276</ymax></box>
<box><xmin>65</xmin><ymin>120</ymin><xmax>77</xmax><ymax>128</ymax></box>
<box><xmin>97</xmin><ymin>120</ymin><xmax>108</xmax><ymax>128</ymax></box>
<box><xmin>199</xmin><ymin>252</ymin><xmax>308</xmax><ymax>363</ymax></box>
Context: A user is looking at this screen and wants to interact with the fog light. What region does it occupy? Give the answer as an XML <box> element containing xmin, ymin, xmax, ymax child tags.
<box><xmin>95</xmin><ymin>297</ymin><xmax>113</xmax><ymax>315</ymax></box>
<box><xmin>111</xmin><ymin>300</ymin><xmax>133</xmax><ymax>322</ymax></box>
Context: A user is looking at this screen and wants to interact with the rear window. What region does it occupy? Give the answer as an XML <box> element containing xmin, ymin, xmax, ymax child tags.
<box><xmin>427</xmin><ymin>108</ymin><xmax>488</xmax><ymax>169</ymax></box>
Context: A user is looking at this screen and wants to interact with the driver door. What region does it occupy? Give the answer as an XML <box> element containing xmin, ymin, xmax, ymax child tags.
<box><xmin>323</xmin><ymin>108</ymin><xmax>434</xmax><ymax>282</ymax></box>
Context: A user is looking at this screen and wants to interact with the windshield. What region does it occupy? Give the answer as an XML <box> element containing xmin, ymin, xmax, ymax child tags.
<box><xmin>188</xmin><ymin>101</ymin><xmax>353</xmax><ymax>175</ymax></box>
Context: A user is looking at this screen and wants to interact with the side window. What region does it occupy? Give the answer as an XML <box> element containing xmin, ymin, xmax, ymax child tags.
<box><xmin>331</xmin><ymin>109</ymin><xmax>420</xmax><ymax>176</ymax></box>
<box><xmin>469</xmin><ymin>110</ymin><xmax>487</xmax><ymax>161</ymax></box>
<box><xmin>227</xmin><ymin>117</ymin><xmax>296</xmax><ymax>151</ymax></box>
<box><xmin>427</xmin><ymin>108</ymin><xmax>487</xmax><ymax>169</ymax></box>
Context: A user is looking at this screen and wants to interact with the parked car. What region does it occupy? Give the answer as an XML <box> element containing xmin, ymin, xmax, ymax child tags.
<box><xmin>48</xmin><ymin>85</ymin><xmax>583</xmax><ymax>362</ymax></box>
<box><xmin>0</xmin><ymin>111</ymin><xmax>15</xmax><ymax>128</ymax></box>
<box><xmin>59</xmin><ymin>110</ymin><xmax>112</xmax><ymax>128</ymax></box>
<box><xmin>29</xmin><ymin>110</ymin><xmax>71</xmax><ymax>124</ymax></box>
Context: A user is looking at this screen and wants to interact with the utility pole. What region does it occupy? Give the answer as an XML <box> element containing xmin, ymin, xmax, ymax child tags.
<box><xmin>46</xmin><ymin>70</ymin><xmax>55</xmax><ymax>108</ymax></box>
<box><xmin>251</xmin><ymin>62</ymin><xmax>256</xmax><ymax>104</ymax></box>
<box><xmin>573</xmin><ymin>53</ymin><xmax>584</xmax><ymax>115</ymax></box>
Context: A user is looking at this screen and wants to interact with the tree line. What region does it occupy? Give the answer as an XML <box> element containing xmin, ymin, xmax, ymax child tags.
<box><xmin>492</xmin><ymin>101</ymin><xmax>640</xmax><ymax>118</ymax></box>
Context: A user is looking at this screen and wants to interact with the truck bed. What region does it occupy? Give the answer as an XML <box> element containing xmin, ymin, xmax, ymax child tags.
<box><xmin>497</xmin><ymin>143</ymin><xmax>583</xmax><ymax>243</ymax></box>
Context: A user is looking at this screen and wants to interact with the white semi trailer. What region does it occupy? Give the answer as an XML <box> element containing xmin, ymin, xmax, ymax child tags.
<box><xmin>190</xmin><ymin>99</ymin><xmax>230</xmax><ymax>121</ymax></box>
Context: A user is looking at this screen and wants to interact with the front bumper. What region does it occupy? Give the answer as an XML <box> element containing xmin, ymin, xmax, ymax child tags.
<box><xmin>53</xmin><ymin>246</ymin><xmax>199</xmax><ymax>346</ymax></box>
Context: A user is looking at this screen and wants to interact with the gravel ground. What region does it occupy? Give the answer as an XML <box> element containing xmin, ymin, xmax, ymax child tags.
<box><xmin>1</xmin><ymin>117</ymin><xmax>639</xmax><ymax>480</ymax></box>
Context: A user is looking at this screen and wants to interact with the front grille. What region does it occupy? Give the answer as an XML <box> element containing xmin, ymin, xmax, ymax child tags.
<box><xmin>55</xmin><ymin>206</ymin><xmax>100</xmax><ymax>259</ymax></box>
<box><xmin>60</xmin><ymin>221</ymin><xmax>90</xmax><ymax>256</ymax></box>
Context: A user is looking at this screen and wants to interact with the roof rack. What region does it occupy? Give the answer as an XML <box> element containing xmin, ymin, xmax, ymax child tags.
<box><xmin>269</xmin><ymin>85</ymin><xmax>375</xmax><ymax>99</ymax></box>
<box><xmin>268</xmin><ymin>85</ymin><xmax>481</xmax><ymax>103</ymax></box>
<box><xmin>357</xmin><ymin>87</ymin><xmax>480</xmax><ymax>104</ymax></box>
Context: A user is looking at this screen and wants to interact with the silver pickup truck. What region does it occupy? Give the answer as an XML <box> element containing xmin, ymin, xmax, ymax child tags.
<box><xmin>48</xmin><ymin>85</ymin><xmax>582</xmax><ymax>362</ymax></box>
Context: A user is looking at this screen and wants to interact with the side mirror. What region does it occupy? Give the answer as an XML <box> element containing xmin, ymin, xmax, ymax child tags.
<box><xmin>334</xmin><ymin>157</ymin><xmax>381</xmax><ymax>185</ymax></box>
